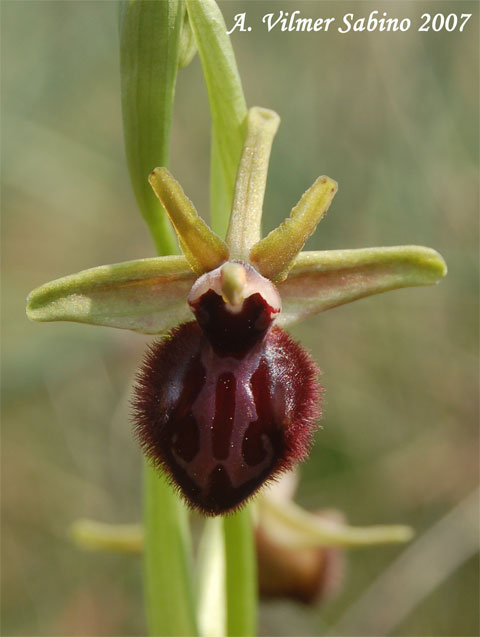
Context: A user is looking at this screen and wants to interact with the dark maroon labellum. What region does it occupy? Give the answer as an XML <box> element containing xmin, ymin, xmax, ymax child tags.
<box><xmin>133</xmin><ymin>262</ymin><xmax>321</xmax><ymax>515</ymax></box>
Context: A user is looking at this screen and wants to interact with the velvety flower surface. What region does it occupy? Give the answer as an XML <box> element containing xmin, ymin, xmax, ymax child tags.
<box><xmin>26</xmin><ymin>107</ymin><xmax>447</xmax><ymax>515</ymax></box>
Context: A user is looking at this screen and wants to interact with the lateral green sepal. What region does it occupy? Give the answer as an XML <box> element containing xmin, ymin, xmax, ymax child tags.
<box><xmin>257</xmin><ymin>493</ymin><xmax>413</xmax><ymax>548</ymax></box>
<box><xmin>26</xmin><ymin>255</ymin><xmax>195</xmax><ymax>334</ymax></box>
<box><xmin>277</xmin><ymin>246</ymin><xmax>447</xmax><ymax>327</ymax></box>
<box><xmin>70</xmin><ymin>519</ymin><xmax>143</xmax><ymax>554</ymax></box>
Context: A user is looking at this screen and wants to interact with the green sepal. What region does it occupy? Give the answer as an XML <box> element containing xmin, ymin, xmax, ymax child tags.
<box><xmin>277</xmin><ymin>246</ymin><xmax>447</xmax><ymax>326</ymax></box>
<box><xmin>26</xmin><ymin>256</ymin><xmax>195</xmax><ymax>334</ymax></box>
<box><xmin>226</xmin><ymin>107</ymin><xmax>280</xmax><ymax>260</ymax></box>
<box><xmin>258</xmin><ymin>494</ymin><xmax>413</xmax><ymax>548</ymax></box>
<box><xmin>149</xmin><ymin>167</ymin><xmax>229</xmax><ymax>274</ymax></box>
<box><xmin>70</xmin><ymin>519</ymin><xmax>143</xmax><ymax>554</ymax></box>
<box><xmin>250</xmin><ymin>176</ymin><xmax>338</xmax><ymax>282</ymax></box>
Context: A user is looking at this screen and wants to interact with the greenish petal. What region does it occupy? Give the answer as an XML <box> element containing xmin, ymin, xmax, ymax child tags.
<box><xmin>149</xmin><ymin>167</ymin><xmax>229</xmax><ymax>275</ymax></box>
<box><xmin>250</xmin><ymin>176</ymin><xmax>338</xmax><ymax>283</ymax></box>
<box><xmin>26</xmin><ymin>256</ymin><xmax>195</xmax><ymax>334</ymax></box>
<box><xmin>277</xmin><ymin>246</ymin><xmax>447</xmax><ymax>327</ymax></box>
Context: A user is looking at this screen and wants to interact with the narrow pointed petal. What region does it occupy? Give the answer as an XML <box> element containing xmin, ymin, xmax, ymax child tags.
<box><xmin>250</xmin><ymin>176</ymin><xmax>338</xmax><ymax>282</ymax></box>
<box><xmin>26</xmin><ymin>256</ymin><xmax>196</xmax><ymax>334</ymax></box>
<box><xmin>277</xmin><ymin>246</ymin><xmax>447</xmax><ymax>327</ymax></box>
<box><xmin>226</xmin><ymin>107</ymin><xmax>280</xmax><ymax>259</ymax></box>
<box><xmin>149</xmin><ymin>168</ymin><xmax>229</xmax><ymax>274</ymax></box>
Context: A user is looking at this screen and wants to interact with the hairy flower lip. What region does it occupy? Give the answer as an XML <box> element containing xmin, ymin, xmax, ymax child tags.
<box><xmin>133</xmin><ymin>322</ymin><xmax>321</xmax><ymax>515</ymax></box>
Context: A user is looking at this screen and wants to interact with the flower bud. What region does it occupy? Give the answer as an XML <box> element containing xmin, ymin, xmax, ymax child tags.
<box><xmin>256</xmin><ymin>510</ymin><xmax>346</xmax><ymax>604</ymax></box>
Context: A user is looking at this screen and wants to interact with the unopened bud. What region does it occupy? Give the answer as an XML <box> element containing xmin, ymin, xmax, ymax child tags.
<box><xmin>256</xmin><ymin>509</ymin><xmax>345</xmax><ymax>604</ymax></box>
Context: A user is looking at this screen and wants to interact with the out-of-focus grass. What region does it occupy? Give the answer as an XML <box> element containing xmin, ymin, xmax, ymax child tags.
<box><xmin>2</xmin><ymin>1</ymin><xmax>478</xmax><ymax>636</ymax></box>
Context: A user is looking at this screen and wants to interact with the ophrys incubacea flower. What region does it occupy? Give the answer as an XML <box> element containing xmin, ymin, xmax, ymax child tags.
<box><xmin>26</xmin><ymin>107</ymin><xmax>447</xmax><ymax>515</ymax></box>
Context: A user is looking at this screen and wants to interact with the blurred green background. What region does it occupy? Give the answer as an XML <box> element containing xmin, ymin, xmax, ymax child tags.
<box><xmin>2</xmin><ymin>1</ymin><xmax>478</xmax><ymax>635</ymax></box>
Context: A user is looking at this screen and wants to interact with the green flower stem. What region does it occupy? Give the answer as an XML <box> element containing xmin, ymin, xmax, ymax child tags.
<box><xmin>120</xmin><ymin>3</ymin><xmax>199</xmax><ymax>635</ymax></box>
<box><xmin>196</xmin><ymin>518</ymin><xmax>226</xmax><ymax>637</ymax></box>
<box><xmin>223</xmin><ymin>510</ymin><xmax>257</xmax><ymax>637</ymax></box>
<box><xmin>226</xmin><ymin>108</ymin><xmax>280</xmax><ymax>260</ymax></box>
<box><xmin>185</xmin><ymin>0</ymin><xmax>247</xmax><ymax>238</ymax></box>
<box><xmin>144</xmin><ymin>466</ymin><xmax>198</xmax><ymax>636</ymax></box>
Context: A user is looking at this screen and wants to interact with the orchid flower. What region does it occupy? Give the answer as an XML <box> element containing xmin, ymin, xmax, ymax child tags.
<box><xmin>26</xmin><ymin>106</ymin><xmax>446</xmax><ymax>515</ymax></box>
